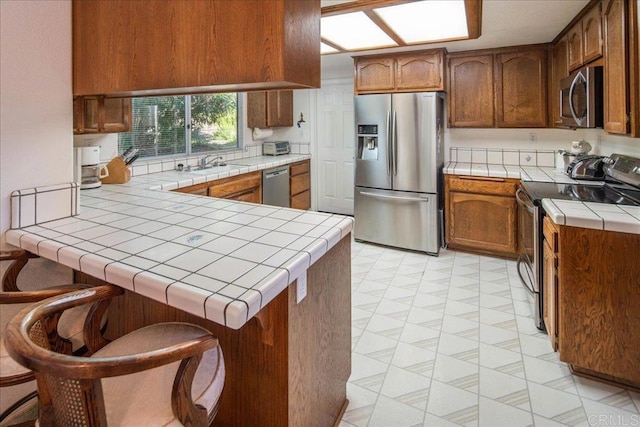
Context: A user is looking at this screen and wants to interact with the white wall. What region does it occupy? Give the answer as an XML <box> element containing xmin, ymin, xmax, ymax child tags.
<box><xmin>446</xmin><ymin>128</ymin><xmax>640</xmax><ymax>160</ymax></box>
<box><xmin>0</xmin><ymin>0</ymin><xmax>73</xmax><ymax>246</ymax></box>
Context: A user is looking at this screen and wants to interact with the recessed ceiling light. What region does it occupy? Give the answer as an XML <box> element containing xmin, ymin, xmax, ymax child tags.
<box><xmin>321</xmin><ymin>12</ymin><xmax>398</xmax><ymax>51</ymax></box>
<box><xmin>375</xmin><ymin>0</ymin><xmax>469</xmax><ymax>44</ymax></box>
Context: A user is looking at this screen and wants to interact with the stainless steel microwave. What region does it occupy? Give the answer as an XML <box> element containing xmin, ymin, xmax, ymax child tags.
<box><xmin>559</xmin><ymin>65</ymin><xmax>603</xmax><ymax>128</ymax></box>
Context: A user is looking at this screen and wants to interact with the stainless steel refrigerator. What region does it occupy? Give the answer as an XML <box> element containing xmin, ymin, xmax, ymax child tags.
<box><xmin>354</xmin><ymin>92</ymin><xmax>445</xmax><ymax>254</ymax></box>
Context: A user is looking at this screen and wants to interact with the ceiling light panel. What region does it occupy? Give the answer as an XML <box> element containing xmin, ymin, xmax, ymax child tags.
<box><xmin>321</xmin><ymin>12</ymin><xmax>398</xmax><ymax>50</ymax></box>
<box><xmin>321</xmin><ymin>42</ymin><xmax>339</xmax><ymax>54</ymax></box>
<box><xmin>375</xmin><ymin>0</ymin><xmax>469</xmax><ymax>44</ymax></box>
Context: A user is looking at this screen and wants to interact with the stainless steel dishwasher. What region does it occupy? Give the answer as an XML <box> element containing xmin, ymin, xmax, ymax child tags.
<box><xmin>263</xmin><ymin>166</ymin><xmax>290</xmax><ymax>207</ymax></box>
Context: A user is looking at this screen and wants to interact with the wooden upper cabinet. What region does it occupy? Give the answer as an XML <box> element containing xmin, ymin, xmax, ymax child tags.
<box><xmin>448</xmin><ymin>54</ymin><xmax>495</xmax><ymax>127</ymax></box>
<box><xmin>583</xmin><ymin>2</ymin><xmax>603</xmax><ymax>63</ymax></box>
<box><xmin>73</xmin><ymin>0</ymin><xmax>320</xmax><ymax>97</ymax></box>
<box><xmin>395</xmin><ymin>52</ymin><xmax>443</xmax><ymax>91</ymax></box>
<box><xmin>355</xmin><ymin>57</ymin><xmax>395</xmax><ymax>93</ymax></box>
<box><xmin>550</xmin><ymin>37</ymin><xmax>569</xmax><ymax>126</ymax></box>
<box><xmin>495</xmin><ymin>49</ymin><xmax>548</xmax><ymax>128</ymax></box>
<box><xmin>603</xmin><ymin>0</ymin><xmax>629</xmax><ymax>134</ymax></box>
<box><xmin>247</xmin><ymin>91</ymin><xmax>293</xmax><ymax>128</ymax></box>
<box><xmin>567</xmin><ymin>22</ymin><xmax>584</xmax><ymax>71</ymax></box>
<box><xmin>567</xmin><ymin>2</ymin><xmax>603</xmax><ymax>72</ymax></box>
<box><xmin>74</xmin><ymin>97</ymin><xmax>131</xmax><ymax>135</ymax></box>
<box><xmin>354</xmin><ymin>49</ymin><xmax>445</xmax><ymax>94</ymax></box>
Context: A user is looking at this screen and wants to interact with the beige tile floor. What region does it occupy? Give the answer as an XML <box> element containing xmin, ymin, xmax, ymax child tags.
<box><xmin>340</xmin><ymin>241</ymin><xmax>640</xmax><ymax>427</ymax></box>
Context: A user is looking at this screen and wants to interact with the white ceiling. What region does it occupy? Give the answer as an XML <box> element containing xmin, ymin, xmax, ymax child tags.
<box><xmin>321</xmin><ymin>0</ymin><xmax>590</xmax><ymax>78</ymax></box>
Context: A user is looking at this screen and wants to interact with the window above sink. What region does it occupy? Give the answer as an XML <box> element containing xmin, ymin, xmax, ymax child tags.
<box><xmin>118</xmin><ymin>93</ymin><xmax>243</xmax><ymax>160</ymax></box>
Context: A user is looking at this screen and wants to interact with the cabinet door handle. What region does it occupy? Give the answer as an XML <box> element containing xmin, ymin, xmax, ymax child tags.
<box><xmin>458</xmin><ymin>176</ymin><xmax>506</xmax><ymax>183</ymax></box>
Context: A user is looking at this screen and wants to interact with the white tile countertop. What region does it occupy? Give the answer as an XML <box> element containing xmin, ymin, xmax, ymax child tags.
<box><xmin>444</xmin><ymin>162</ymin><xmax>583</xmax><ymax>184</ymax></box>
<box><xmin>7</xmin><ymin>154</ymin><xmax>354</xmax><ymax>329</ymax></box>
<box><xmin>542</xmin><ymin>200</ymin><xmax>640</xmax><ymax>234</ymax></box>
<box><xmin>444</xmin><ymin>148</ymin><xmax>640</xmax><ymax>235</ymax></box>
<box><xmin>126</xmin><ymin>154</ymin><xmax>311</xmax><ymax>192</ymax></box>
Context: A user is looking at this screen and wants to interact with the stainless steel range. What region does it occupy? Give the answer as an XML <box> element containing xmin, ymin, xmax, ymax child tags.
<box><xmin>515</xmin><ymin>153</ymin><xmax>640</xmax><ymax>330</ymax></box>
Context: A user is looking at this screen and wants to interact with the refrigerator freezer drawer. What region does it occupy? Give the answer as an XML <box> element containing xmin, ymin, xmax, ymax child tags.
<box><xmin>354</xmin><ymin>187</ymin><xmax>440</xmax><ymax>254</ymax></box>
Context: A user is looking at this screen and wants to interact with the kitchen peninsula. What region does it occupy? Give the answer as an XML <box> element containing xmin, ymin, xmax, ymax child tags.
<box><xmin>6</xmin><ymin>155</ymin><xmax>353</xmax><ymax>426</ymax></box>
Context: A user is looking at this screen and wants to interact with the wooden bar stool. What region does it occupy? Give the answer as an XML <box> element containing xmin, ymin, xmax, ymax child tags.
<box><xmin>0</xmin><ymin>250</ymin><xmax>95</xmax><ymax>426</ymax></box>
<box><xmin>4</xmin><ymin>285</ymin><xmax>225</xmax><ymax>426</ymax></box>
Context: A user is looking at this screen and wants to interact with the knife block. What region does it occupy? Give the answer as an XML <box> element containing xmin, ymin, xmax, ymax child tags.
<box><xmin>101</xmin><ymin>157</ymin><xmax>131</xmax><ymax>184</ymax></box>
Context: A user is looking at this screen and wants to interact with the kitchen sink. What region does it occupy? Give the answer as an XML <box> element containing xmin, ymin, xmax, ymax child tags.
<box><xmin>186</xmin><ymin>165</ymin><xmax>234</xmax><ymax>174</ymax></box>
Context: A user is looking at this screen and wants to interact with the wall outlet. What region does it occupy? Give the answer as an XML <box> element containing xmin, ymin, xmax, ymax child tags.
<box><xmin>296</xmin><ymin>271</ymin><xmax>307</xmax><ymax>304</ymax></box>
<box><xmin>528</xmin><ymin>132</ymin><xmax>537</xmax><ymax>144</ymax></box>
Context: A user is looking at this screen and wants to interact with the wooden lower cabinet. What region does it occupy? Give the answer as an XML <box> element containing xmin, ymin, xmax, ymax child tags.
<box><xmin>445</xmin><ymin>175</ymin><xmax>519</xmax><ymax>258</ymax></box>
<box><xmin>289</xmin><ymin>160</ymin><xmax>311</xmax><ymax>210</ymax></box>
<box><xmin>175</xmin><ymin>171</ymin><xmax>262</xmax><ymax>204</ymax></box>
<box><xmin>550</xmin><ymin>223</ymin><xmax>640</xmax><ymax>388</ymax></box>
<box><xmin>209</xmin><ymin>171</ymin><xmax>262</xmax><ymax>203</ymax></box>
<box><xmin>542</xmin><ymin>216</ymin><xmax>559</xmax><ymax>351</ymax></box>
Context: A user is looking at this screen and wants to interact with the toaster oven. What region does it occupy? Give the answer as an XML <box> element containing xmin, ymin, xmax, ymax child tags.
<box><xmin>263</xmin><ymin>141</ymin><xmax>290</xmax><ymax>156</ymax></box>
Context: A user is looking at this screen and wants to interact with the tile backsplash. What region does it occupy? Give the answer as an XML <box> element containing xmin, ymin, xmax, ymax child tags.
<box><xmin>449</xmin><ymin>148</ymin><xmax>557</xmax><ymax>167</ymax></box>
<box><xmin>130</xmin><ymin>141</ymin><xmax>311</xmax><ymax>177</ymax></box>
<box><xmin>11</xmin><ymin>183</ymin><xmax>79</xmax><ymax>229</ymax></box>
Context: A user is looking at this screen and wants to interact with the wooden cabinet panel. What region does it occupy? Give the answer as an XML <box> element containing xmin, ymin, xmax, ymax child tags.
<box><xmin>247</xmin><ymin>91</ymin><xmax>293</xmax><ymax>128</ymax></box>
<box><xmin>557</xmin><ymin>226</ymin><xmax>640</xmax><ymax>386</ymax></box>
<box><xmin>583</xmin><ymin>2</ymin><xmax>603</xmax><ymax>63</ymax></box>
<box><xmin>208</xmin><ymin>171</ymin><xmax>262</xmax><ymax>203</ymax></box>
<box><xmin>74</xmin><ymin>97</ymin><xmax>131</xmax><ymax>134</ymax></box>
<box><xmin>291</xmin><ymin>190</ymin><xmax>310</xmax><ymax>210</ymax></box>
<box><xmin>354</xmin><ymin>49</ymin><xmax>445</xmax><ymax>94</ymax></box>
<box><xmin>447</xmin><ymin>192</ymin><xmax>518</xmax><ymax>256</ymax></box>
<box><xmin>445</xmin><ymin>175</ymin><xmax>518</xmax><ymax>258</ymax></box>
<box><xmin>175</xmin><ymin>183</ymin><xmax>209</xmax><ymax>196</ymax></box>
<box><xmin>354</xmin><ymin>57</ymin><xmax>395</xmax><ymax>93</ymax></box>
<box><xmin>290</xmin><ymin>160</ymin><xmax>311</xmax><ymax>210</ymax></box>
<box><xmin>102</xmin><ymin>98</ymin><xmax>132</xmax><ymax>133</ymax></box>
<box><xmin>543</xmin><ymin>239</ymin><xmax>558</xmax><ymax>352</ymax></box>
<box><xmin>447</xmin><ymin>175</ymin><xmax>517</xmax><ymax>196</ymax></box>
<box><xmin>542</xmin><ymin>216</ymin><xmax>559</xmax><ymax>352</ymax></box>
<box><xmin>395</xmin><ymin>52</ymin><xmax>443</xmax><ymax>91</ymax></box>
<box><xmin>290</xmin><ymin>160</ymin><xmax>310</xmax><ymax>176</ymax></box>
<box><xmin>290</xmin><ymin>173</ymin><xmax>310</xmax><ymax>197</ymax></box>
<box><xmin>603</xmin><ymin>0</ymin><xmax>629</xmax><ymax>134</ymax></box>
<box><xmin>567</xmin><ymin>22</ymin><xmax>584</xmax><ymax>71</ymax></box>
<box><xmin>73</xmin><ymin>0</ymin><xmax>320</xmax><ymax>97</ymax></box>
<box><xmin>495</xmin><ymin>49</ymin><xmax>548</xmax><ymax>127</ymax></box>
<box><xmin>448</xmin><ymin>54</ymin><xmax>495</xmax><ymax>127</ymax></box>
<box><xmin>550</xmin><ymin>37</ymin><xmax>569</xmax><ymax>126</ymax></box>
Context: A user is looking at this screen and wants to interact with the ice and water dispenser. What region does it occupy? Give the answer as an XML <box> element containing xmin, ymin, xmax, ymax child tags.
<box><xmin>357</xmin><ymin>124</ymin><xmax>379</xmax><ymax>160</ymax></box>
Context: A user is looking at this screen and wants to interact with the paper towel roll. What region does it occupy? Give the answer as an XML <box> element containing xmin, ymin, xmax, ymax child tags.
<box><xmin>252</xmin><ymin>127</ymin><xmax>273</xmax><ymax>141</ymax></box>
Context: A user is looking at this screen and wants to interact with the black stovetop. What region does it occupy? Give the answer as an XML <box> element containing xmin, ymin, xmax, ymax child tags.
<box><xmin>521</xmin><ymin>180</ymin><xmax>640</xmax><ymax>206</ymax></box>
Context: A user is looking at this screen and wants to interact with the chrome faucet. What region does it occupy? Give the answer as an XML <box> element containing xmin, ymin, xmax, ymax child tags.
<box><xmin>199</xmin><ymin>155</ymin><xmax>223</xmax><ymax>168</ymax></box>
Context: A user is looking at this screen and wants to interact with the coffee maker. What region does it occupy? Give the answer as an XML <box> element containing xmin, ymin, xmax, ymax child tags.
<box><xmin>74</xmin><ymin>146</ymin><xmax>108</xmax><ymax>189</ymax></box>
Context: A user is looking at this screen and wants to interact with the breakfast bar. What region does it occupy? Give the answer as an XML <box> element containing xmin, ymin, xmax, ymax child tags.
<box><xmin>6</xmin><ymin>164</ymin><xmax>354</xmax><ymax>426</ymax></box>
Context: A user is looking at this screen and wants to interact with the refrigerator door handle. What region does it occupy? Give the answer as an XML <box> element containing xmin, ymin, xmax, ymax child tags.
<box><xmin>360</xmin><ymin>191</ymin><xmax>429</xmax><ymax>203</ymax></box>
<box><xmin>392</xmin><ymin>111</ymin><xmax>398</xmax><ymax>176</ymax></box>
<box><xmin>386</xmin><ymin>110</ymin><xmax>392</xmax><ymax>176</ymax></box>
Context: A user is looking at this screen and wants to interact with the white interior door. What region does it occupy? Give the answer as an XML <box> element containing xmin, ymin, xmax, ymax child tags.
<box><xmin>316</xmin><ymin>80</ymin><xmax>355</xmax><ymax>215</ymax></box>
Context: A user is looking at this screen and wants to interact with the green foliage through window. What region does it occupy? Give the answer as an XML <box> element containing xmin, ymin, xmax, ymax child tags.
<box><xmin>118</xmin><ymin>93</ymin><xmax>240</xmax><ymax>158</ymax></box>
